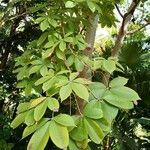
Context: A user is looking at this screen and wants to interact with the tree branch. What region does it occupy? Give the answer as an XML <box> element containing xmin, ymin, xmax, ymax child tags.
<box><xmin>115</xmin><ymin>3</ymin><xmax>123</xmax><ymax>18</ymax></box>
<box><xmin>76</xmin><ymin>14</ymin><xmax>99</xmax><ymax>115</ymax></box>
<box><xmin>111</xmin><ymin>0</ymin><xmax>140</xmax><ymax>57</ymax></box>
<box><xmin>127</xmin><ymin>22</ymin><xmax>150</xmax><ymax>34</ymax></box>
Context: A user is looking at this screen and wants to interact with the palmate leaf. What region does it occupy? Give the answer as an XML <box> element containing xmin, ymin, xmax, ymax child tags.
<box><xmin>53</xmin><ymin>114</ymin><xmax>76</xmax><ymax>127</ymax></box>
<box><xmin>101</xmin><ymin>101</ymin><xmax>118</xmax><ymax>123</ymax></box>
<box><xmin>83</xmin><ymin>101</ymin><xmax>103</xmax><ymax>119</ymax></box>
<box><xmin>71</xmin><ymin>83</ymin><xmax>89</xmax><ymax>101</ymax></box>
<box><xmin>74</xmin><ymin>78</ymin><xmax>92</xmax><ymax>85</ymax></box>
<box><xmin>40</xmin><ymin>19</ymin><xmax>49</xmax><ymax>31</ymax></box>
<box><xmin>37</xmin><ymin>32</ymin><xmax>49</xmax><ymax>46</ymax></box>
<box><xmin>89</xmin><ymin>82</ymin><xmax>106</xmax><ymax>100</ymax></box>
<box><xmin>59</xmin><ymin>40</ymin><xmax>66</xmax><ymax>51</ymax></box>
<box><xmin>70</xmin><ymin>118</ymin><xmax>88</xmax><ymax>142</ymax></box>
<box><xmin>110</xmin><ymin>87</ymin><xmax>140</xmax><ymax>101</ymax></box>
<box><xmin>69</xmin><ymin>139</ymin><xmax>79</xmax><ymax>150</ymax></box>
<box><xmin>84</xmin><ymin>118</ymin><xmax>104</xmax><ymax>144</ymax></box>
<box><xmin>22</xmin><ymin>118</ymin><xmax>49</xmax><ymax>139</ymax></box>
<box><xmin>102</xmin><ymin>59</ymin><xmax>116</xmax><ymax>74</ymax></box>
<box><xmin>59</xmin><ymin>83</ymin><xmax>72</xmax><ymax>101</ymax></box>
<box><xmin>69</xmin><ymin>72</ymin><xmax>79</xmax><ymax>81</ymax></box>
<box><xmin>30</xmin><ymin>97</ymin><xmax>46</xmax><ymax>108</ymax></box>
<box><xmin>17</xmin><ymin>102</ymin><xmax>30</xmax><ymax>114</ymax></box>
<box><xmin>49</xmin><ymin>121</ymin><xmax>69</xmax><ymax>149</ymax></box>
<box><xmin>25</xmin><ymin>109</ymin><xmax>35</xmax><ymax>126</ymax></box>
<box><xmin>103</xmin><ymin>92</ymin><xmax>134</xmax><ymax>109</ymax></box>
<box><xmin>47</xmin><ymin>97</ymin><xmax>59</xmax><ymax>112</ymax></box>
<box><xmin>74</xmin><ymin>57</ymin><xmax>84</xmax><ymax>72</ymax></box>
<box><xmin>76</xmin><ymin>139</ymin><xmax>89</xmax><ymax>149</ymax></box>
<box><xmin>65</xmin><ymin>1</ymin><xmax>76</xmax><ymax>8</ymax></box>
<box><xmin>11</xmin><ymin>112</ymin><xmax>27</xmax><ymax>129</ymax></box>
<box><xmin>42</xmin><ymin>77</ymin><xmax>56</xmax><ymax>91</ymax></box>
<box><xmin>87</xmin><ymin>1</ymin><xmax>96</xmax><ymax>12</ymax></box>
<box><xmin>29</xmin><ymin>65</ymin><xmax>42</xmax><ymax>75</ymax></box>
<box><xmin>27</xmin><ymin>121</ymin><xmax>50</xmax><ymax>150</ymax></box>
<box><xmin>40</xmin><ymin>65</ymin><xmax>48</xmax><ymax>76</ymax></box>
<box><xmin>109</xmin><ymin>77</ymin><xmax>128</xmax><ymax>87</ymax></box>
<box><xmin>34</xmin><ymin>100</ymin><xmax>48</xmax><ymax>121</ymax></box>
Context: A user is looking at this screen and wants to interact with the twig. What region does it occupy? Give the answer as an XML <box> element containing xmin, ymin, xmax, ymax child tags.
<box><xmin>73</xmin><ymin>93</ymin><xmax>83</xmax><ymax>116</ymax></box>
<box><xmin>127</xmin><ymin>22</ymin><xmax>150</xmax><ymax>34</ymax></box>
<box><xmin>69</xmin><ymin>96</ymin><xmax>72</xmax><ymax>115</ymax></box>
<box><xmin>115</xmin><ymin>3</ymin><xmax>123</xmax><ymax>18</ymax></box>
<box><xmin>9</xmin><ymin>12</ymin><xmax>27</xmax><ymax>21</ymax></box>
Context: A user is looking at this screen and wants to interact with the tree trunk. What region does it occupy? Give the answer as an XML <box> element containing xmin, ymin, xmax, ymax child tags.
<box><xmin>76</xmin><ymin>14</ymin><xmax>99</xmax><ymax>115</ymax></box>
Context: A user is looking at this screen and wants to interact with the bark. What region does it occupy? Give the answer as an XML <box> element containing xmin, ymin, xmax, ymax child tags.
<box><xmin>102</xmin><ymin>1</ymin><xmax>140</xmax><ymax>149</ymax></box>
<box><xmin>112</xmin><ymin>0</ymin><xmax>140</xmax><ymax>57</ymax></box>
<box><xmin>76</xmin><ymin>14</ymin><xmax>99</xmax><ymax>115</ymax></box>
<box><xmin>102</xmin><ymin>0</ymin><xmax>140</xmax><ymax>86</ymax></box>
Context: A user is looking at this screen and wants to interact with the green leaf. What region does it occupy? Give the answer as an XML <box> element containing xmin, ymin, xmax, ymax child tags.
<box><xmin>37</xmin><ymin>32</ymin><xmax>48</xmax><ymax>46</ymax></box>
<box><xmin>87</xmin><ymin>1</ymin><xmax>96</xmax><ymax>12</ymax></box>
<box><xmin>76</xmin><ymin>139</ymin><xmax>88</xmax><ymax>149</ymax></box>
<box><xmin>34</xmin><ymin>100</ymin><xmax>48</xmax><ymax>121</ymax></box>
<box><xmin>29</xmin><ymin>65</ymin><xmax>41</xmax><ymax>75</ymax></box>
<box><xmin>42</xmin><ymin>77</ymin><xmax>56</xmax><ymax>91</ymax></box>
<box><xmin>102</xmin><ymin>59</ymin><xmax>116</xmax><ymax>74</ymax></box>
<box><xmin>42</xmin><ymin>48</ymin><xmax>54</xmax><ymax>59</ymax></box>
<box><xmin>48</xmin><ymin>19</ymin><xmax>58</xmax><ymax>28</ymax></box>
<box><xmin>74</xmin><ymin>78</ymin><xmax>91</xmax><ymax>84</ymax></box>
<box><xmin>30</xmin><ymin>97</ymin><xmax>46</xmax><ymax>108</ymax></box>
<box><xmin>110</xmin><ymin>87</ymin><xmax>140</xmax><ymax>101</ymax></box>
<box><xmin>17</xmin><ymin>80</ymin><xmax>27</xmax><ymax>88</ymax></box>
<box><xmin>25</xmin><ymin>84</ymin><xmax>32</xmax><ymax>96</ymax></box>
<box><xmin>72</xmin><ymin>83</ymin><xmax>89</xmax><ymax>101</ymax></box>
<box><xmin>40</xmin><ymin>20</ymin><xmax>49</xmax><ymax>31</ymax></box>
<box><xmin>56</xmin><ymin>76</ymin><xmax>69</xmax><ymax>87</ymax></box>
<box><xmin>56</xmin><ymin>70</ymin><xmax>70</xmax><ymax>75</ymax></box>
<box><xmin>27</xmin><ymin>121</ymin><xmax>50</xmax><ymax>150</ymax></box>
<box><xmin>65</xmin><ymin>1</ymin><xmax>76</xmax><ymax>8</ymax></box>
<box><xmin>49</xmin><ymin>121</ymin><xmax>69</xmax><ymax>149</ymax></box>
<box><xmin>89</xmin><ymin>82</ymin><xmax>106</xmax><ymax>100</ymax></box>
<box><xmin>22</xmin><ymin>118</ymin><xmax>49</xmax><ymax>139</ymax></box>
<box><xmin>93</xmin><ymin>59</ymin><xmax>103</xmax><ymax>70</ymax></box>
<box><xmin>64</xmin><ymin>37</ymin><xmax>74</xmax><ymax>43</ymax></box>
<box><xmin>31</xmin><ymin>60</ymin><xmax>42</xmax><ymax>65</ymax></box>
<box><xmin>25</xmin><ymin>110</ymin><xmax>35</xmax><ymax>126</ymax></box>
<box><xmin>74</xmin><ymin>57</ymin><xmax>84</xmax><ymax>72</ymax></box>
<box><xmin>69</xmin><ymin>139</ymin><xmax>79</xmax><ymax>150</ymax></box>
<box><xmin>47</xmin><ymin>97</ymin><xmax>59</xmax><ymax>112</ymax></box>
<box><xmin>17</xmin><ymin>102</ymin><xmax>30</xmax><ymax>114</ymax></box>
<box><xmin>101</xmin><ymin>101</ymin><xmax>118</xmax><ymax>123</ymax></box>
<box><xmin>84</xmin><ymin>118</ymin><xmax>104</xmax><ymax>144</ymax></box>
<box><xmin>96</xmin><ymin>118</ymin><xmax>110</xmax><ymax>132</ymax></box>
<box><xmin>69</xmin><ymin>72</ymin><xmax>79</xmax><ymax>81</ymax></box>
<box><xmin>67</xmin><ymin>55</ymin><xmax>75</xmax><ymax>66</ymax></box>
<box><xmin>40</xmin><ymin>66</ymin><xmax>48</xmax><ymax>76</ymax></box>
<box><xmin>103</xmin><ymin>92</ymin><xmax>134</xmax><ymax>109</ymax></box>
<box><xmin>56</xmin><ymin>50</ymin><xmax>65</xmax><ymax>60</ymax></box>
<box><xmin>35</xmin><ymin>76</ymin><xmax>52</xmax><ymax>86</ymax></box>
<box><xmin>53</xmin><ymin>114</ymin><xmax>76</xmax><ymax>127</ymax></box>
<box><xmin>109</xmin><ymin>77</ymin><xmax>128</xmax><ymax>87</ymax></box>
<box><xmin>59</xmin><ymin>84</ymin><xmax>72</xmax><ymax>101</ymax></box>
<box><xmin>70</xmin><ymin>118</ymin><xmax>88</xmax><ymax>141</ymax></box>
<box><xmin>59</xmin><ymin>40</ymin><xmax>66</xmax><ymax>51</ymax></box>
<box><xmin>83</xmin><ymin>101</ymin><xmax>103</xmax><ymax>119</ymax></box>
<box><xmin>11</xmin><ymin>112</ymin><xmax>27</xmax><ymax>129</ymax></box>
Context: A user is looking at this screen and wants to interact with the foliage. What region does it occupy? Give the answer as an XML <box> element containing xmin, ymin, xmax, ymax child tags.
<box><xmin>7</xmin><ymin>0</ymin><xmax>141</xmax><ymax>150</ymax></box>
<box><xmin>0</xmin><ymin>0</ymin><xmax>149</xmax><ymax>150</ymax></box>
